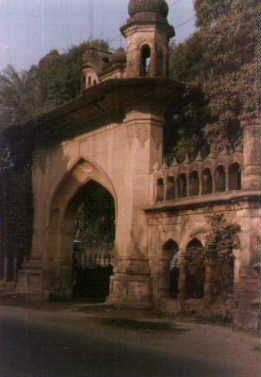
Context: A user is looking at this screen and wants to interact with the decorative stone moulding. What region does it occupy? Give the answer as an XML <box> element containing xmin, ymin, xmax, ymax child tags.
<box><xmin>153</xmin><ymin>148</ymin><xmax>243</xmax><ymax>203</ymax></box>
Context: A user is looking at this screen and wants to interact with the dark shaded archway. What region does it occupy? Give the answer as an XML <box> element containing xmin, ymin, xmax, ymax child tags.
<box><xmin>189</xmin><ymin>171</ymin><xmax>199</xmax><ymax>196</ymax></box>
<box><xmin>177</xmin><ymin>174</ymin><xmax>187</xmax><ymax>198</ymax></box>
<box><xmin>228</xmin><ymin>163</ymin><xmax>241</xmax><ymax>191</ymax></box>
<box><xmin>46</xmin><ymin>159</ymin><xmax>117</xmax><ymax>301</ymax></box>
<box><xmin>185</xmin><ymin>239</ymin><xmax>205</xmax><ymax>299</ymax></box>
<box><xmin>166</xmin><ymin>176</ymin><xmax>175</xmax><ymax>200</ymax></box>
<box><xmin>215</xmin><ymin>166</ymin><xmax>226</xmax><ymax>192</ymax></box>
<box><xmin>140</xmin><ymin>44</ymin><xmax>151</xmax><ymax>76</ymax></box>
<box><xmin>161</xmin><ymin>239</ymin><xmax>179</xmax><ymax>298</ymax></box>
<box><xmin>202</xmin><ymin>168</ymin><xmax>212</xmax><ymax>194</ymax></box>
<box><xmin>156</xmin><ymin>178</ymin><xmax>164</xmax><ymax>202</ymax></box>
<box><xmin>72</xmin><ymin>180</ymin><xmax>115</xmax><ymax>301</ymax></box>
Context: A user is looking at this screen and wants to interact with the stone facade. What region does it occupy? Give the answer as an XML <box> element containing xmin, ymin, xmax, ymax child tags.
<box><xmin>2</xmin><ymin>0</ymin><xmax>260</xmax><ymax>332</ymax></box>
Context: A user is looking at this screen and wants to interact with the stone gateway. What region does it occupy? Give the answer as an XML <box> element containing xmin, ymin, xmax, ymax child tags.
<box><xmin>1</xmin><ymin>0</ymin><xmax>260</xmax><ymax>332</ymax></box>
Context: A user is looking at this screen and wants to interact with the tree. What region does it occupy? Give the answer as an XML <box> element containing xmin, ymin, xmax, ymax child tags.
<box><xmin>195</xmin><ymin>0</ymin><xmax>233</xmax><ymax>27</ymax></box>
<box><xmin>0</xmin><ymin>65</ymin><xmax>41</xmax><ymax>125</ymax></box>
<box><xmin>37</xmin><ymin>40</ymin><xmax>109</xmax><ymax>113</ymax></box>
<box><xmin>169</xmin><ymin>0</ymin><xmax>259</xmax><ymax>157</ymax></box>
<box><xmin>194</xmin><ymin>0</ymin><xmax>259</xmax><ymax>27</ymax></box>
<box><xmin>0</xmin><ymin>39</ymin><xmax>110</xmax><ymax>127</ymax></box>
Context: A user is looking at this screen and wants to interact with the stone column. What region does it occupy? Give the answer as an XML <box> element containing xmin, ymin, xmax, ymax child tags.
<box><xmin>241</xmin><ymin>113</ymin><xmax>261</xmax><ymax>191</ymax></box>
<box><xmin>109</xmin><ymin>106</ymin><xmax>164</xmax><ymax>309</ymax></box>
<box><xmin>204</xmin><ymin>254</ymin><xmax>216</xmax><ymax>304</ymax></box>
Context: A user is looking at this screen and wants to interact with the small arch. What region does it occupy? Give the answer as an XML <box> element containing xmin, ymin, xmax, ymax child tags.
<box><xmin>166</xmin><ymin>176</ymin><xmax>175</xmax><ymax>200</ymax></box>
<box><xmin>140</xmin><ymin>44</ymin><xmax>151</xmax><ymax>77</ymax></box>
<box><xmin>177</xmin><ymin>174</ymin><xmax>187</xmax><ymax>198</ymax></box>
<box><xmin>162</xmin><ymin>240</ymin><xmax>180</xmax><ymax>298</ymax></box>
<box><xmin>185</xmin><ymin>238</ymin><xmax>205</xmax><ymax>299</ymax></box>
<box><xmin>156</xmin><ymin>178</ymin><xmax>164</xmax><ymax>202</ymax></box>
<box><xmin>215</xmin><ymin>165</ymin><xmax>226</xmax><ymax>192</ymax></box>
<box><xmin>228</xmin><ymin>163</ymin><xmax>241</xmax><ymax>190</ymax></box>
<box><xmin>202</xmin><ymin>168</ymin><xmax>213</xmax><ymax>194</ymax></box>
<box><xmin>189</xmin><ymin>171</ymin><xmax>199</xmax><ymax>196</ymax></box>
<box><xmin>87</xmin><ymin>76</ymin><xmax>92</xmax><ymax>87</ymax></box>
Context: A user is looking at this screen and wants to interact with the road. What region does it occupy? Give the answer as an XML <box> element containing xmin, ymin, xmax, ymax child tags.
<box><xmin>0</xmin><ymin>304</ymin><xmax>260</xmax><ymax>377</ymax></box>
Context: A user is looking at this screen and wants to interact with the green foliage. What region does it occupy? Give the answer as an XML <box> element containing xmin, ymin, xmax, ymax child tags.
<box><xmin>164</xmin><ymin>88</ymin><xmax>210</xmax><ymax>163</ymax></box>
<box><xmin>205</xmin><ymin>214</ymin><xmax>241</xmax><ymax>299</ymax></box>
<box><xmin>194</xmin><ymin>0</ymin><xmax>259</xmax><ymax>27</ymax></box>
<box><xmin>38</xmin><ymin>40</ymin><xmax>109</xmax><ymax>112</ymax></box>
<box><xmin>206</xmin><ymin>214</ymin><xmax>241</xmax><ymax>255</ymax></box>
<box><xmin>169</xmin><ymin>0</ymin><xmax>259</xmax><ymax>158</ymax></box>
<box><xmin>0</xmin><ymin>40</ymin><xmax>109</xmax><ymax>126</ymax></box>
<box><xmin>0</xmin><ymin>65</ymin><xmax>42</xmax><ymax>125</ymax></box>
<box><xmin>195</xmin><ymin>0</ymin><xmax>233</xmax><ymax>26</ymax></box>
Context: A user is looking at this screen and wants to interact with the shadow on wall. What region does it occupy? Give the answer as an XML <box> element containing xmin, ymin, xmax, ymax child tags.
<box><xmin>0</xmin><ymin>132</ymin><xmax>34</xmax><ymax>283</ymax></box>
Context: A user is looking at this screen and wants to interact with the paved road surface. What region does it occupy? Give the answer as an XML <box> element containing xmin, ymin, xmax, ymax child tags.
<box><xmin>0</xmin><ymin>305</ymin><xmax>260</xmax><ymax>377</ymax></box>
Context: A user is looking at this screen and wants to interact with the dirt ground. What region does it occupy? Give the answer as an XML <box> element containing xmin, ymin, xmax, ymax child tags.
<box><xmin>0</xmin><ymin>295</ymin><xmax>260</xmax><ymax>377</ymax></box>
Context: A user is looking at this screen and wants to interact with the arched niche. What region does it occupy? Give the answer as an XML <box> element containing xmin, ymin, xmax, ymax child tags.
<box><xmin>161</xmin><ymin>239</ymin><xmax>179</xmax><ymax>298</ymax></box>
<box><xmin>185</xmin><ymin>238</ymin><xmax>205</xmax><ymax>299</ymax></box>
<box><xmin>140</xmin><ymin>44</ymin><xmax>151</xmax><ymax>77</ymax></box>
<box><xmin>189</xmin><ymin>171</ymin><xmax>199</xmax><ymax>196</ymax></box>
<box><xmin>228</xmin><ymin>163</ymin><xmax>241</xmax><ymax>191</ymax></box>
<box><xmin>202</xmin><ymin>168</ymin><xmax>213</xmax><ymax>195</ymax></box>
<box><xmin>177</xmin><ymin>174</ymin><xmax>187</xmax><ymax>198</ymax></box>
<box><xmin>166</xmin><ymin>176</ymin><xmax>175</xmax><ymax>200</ymax></box>
<box><xmin>215</xmin><ymin>165</ymin><xmax>226</xmax><ymax>192</ymax></box>
<box><xmin>156</xmin><ymin>178</ymin><xmax>164</xmax><ymax>202</ymax></box>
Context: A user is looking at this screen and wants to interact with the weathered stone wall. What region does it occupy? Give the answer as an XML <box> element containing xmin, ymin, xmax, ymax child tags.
<box><xmin>146</xmin><ymin>199</ymin><xmax>260</xmax><ymax>328</ymax></box>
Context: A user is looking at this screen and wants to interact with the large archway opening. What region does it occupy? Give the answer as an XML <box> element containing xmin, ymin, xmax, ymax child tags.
<box><xmin>47</xmin><ymin>160</ymin><xmax>117</xmax><ymax>302</ymax></box>
<box><xmin>72</xmin><ymin>180</ymin><xmax>115</xmax><ymax>302</ymax></box>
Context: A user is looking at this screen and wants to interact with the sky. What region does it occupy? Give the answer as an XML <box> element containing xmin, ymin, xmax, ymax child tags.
<box><xmin>0</xmin><ymin>0</ymin><xmax>195</xmax><ymax>72</ymax></box>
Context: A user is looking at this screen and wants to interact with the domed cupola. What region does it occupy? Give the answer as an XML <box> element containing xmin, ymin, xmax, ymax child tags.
<box><xmin>121</xmin><ymin>0</ymin><xmax>175</xmax><ymax>78</ymax></box>
<box><xmin>128</xmin><ymin>0</ymin><xmax>169</xmax><ymax>18</ymax></box>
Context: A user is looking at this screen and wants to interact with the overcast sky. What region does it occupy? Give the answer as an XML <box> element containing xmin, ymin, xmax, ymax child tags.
<box><xmin>0</xmin><ymin>0</ymin><xmax>195</xmax><ymax>72</ymax></box>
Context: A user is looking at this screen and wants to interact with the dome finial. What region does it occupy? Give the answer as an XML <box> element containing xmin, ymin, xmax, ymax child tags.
<box><xmin>128</xmin><ymin>0</ymin><xmax>169</xmax><ymax>18</ymax></box>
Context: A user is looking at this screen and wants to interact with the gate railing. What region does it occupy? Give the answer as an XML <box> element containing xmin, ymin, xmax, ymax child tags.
<box><xmin>73</xmin><ymin>250</ymin><xmax>114</xmax><ymax>269</ymax></box>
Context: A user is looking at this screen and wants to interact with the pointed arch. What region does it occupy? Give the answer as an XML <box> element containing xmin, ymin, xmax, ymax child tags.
<box><xmin>228</xmin><ymin>163</ymin><xmax>241</xmax><ymax>190</ymax></box>
<box><xmin>49</xmin><ymin>158</ymin><xmax>117</xmax><ymax>216</ymax></box>
<box><xmin>202</xmin><ymin>168</ymin><xmax>213</xmax><ymax>194</ymax></box>
<box><xmin>185</xmin><ymin>238</ymin><xmax>205</xmax><ymax>299</ymax></box>
<box><xmin>215</xmin><ymin>165</ymin><xmax>226</xmax><ymax>192</ymax></box>
<box><xmin>46</xmin><ymin>159</ymin><xmax>118</xmax><ymax>299</ymax></box>
<box><xmin>177</xmin><ymin>174</ymin><xmax>187</xmax><ymax>198</ymax></box>
<box><xmin>140</xmin><ymin>44</ymin><xmax>151</xmax><ymax>77</ymax></box>
<box><xmin>161</xmin><ymin>239</ymin><xmax>180</xmax><ymax>298</ymax></box>
<box><xmin>189</xmin><ymin>171</ymin><xmax>200</xmax><ymax>196</ymax></box>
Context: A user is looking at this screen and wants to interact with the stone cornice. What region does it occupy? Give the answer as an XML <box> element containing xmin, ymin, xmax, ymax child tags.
<box><xmin>144</xmin><ymin>191</ymin><xmax>261</xmax><ymax>213</ymax></box>
<box><xmin>4</xmin><ymin>78</ymin><xmax>190</xmax><ymax>147</ymax></box>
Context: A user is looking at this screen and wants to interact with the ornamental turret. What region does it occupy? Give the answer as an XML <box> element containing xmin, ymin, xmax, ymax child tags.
<box><xmin>121</xmin><ymin>0</ymin><xmax>175</xmax><ymax>78</ymax></box>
